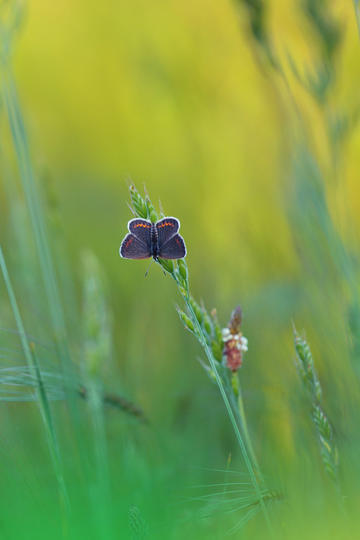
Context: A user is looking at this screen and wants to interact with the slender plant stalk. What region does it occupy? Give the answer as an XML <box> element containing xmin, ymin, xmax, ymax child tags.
<box><xmin>0</xmin><ymin>247</ymin><xmax>70</xmax><ymax>528</ymax></box>
<box><xmin>293</xmin><ymin>328</ymin><xmax>340</xmax><ymax>485</ymax></box>
<box><xmin>124</xmin><ymin>185</ymin><xmax>275</xmax><ymax>535</ymax></box>
<box><xmin>86</xmin><ymin>381</ymin><xmax>112</xmax><ymax>537</ymax></box>
<box><xmin>184</xmin><ymin>295</ymin><xmax>273</xmax><ymax>532</ymax></box>
<box><xmin>233</xmin><ymin>373</ymin><xmax>263</xmax><ymax>482</ymax></box>
<box><xmin>177</xmin><ymin>273</ymin><xmax>274</xmax><ymax>534</ymax></box>
<box><xmin>0</xmin><ymin>62</ymin><xmax>75</xmax><ymax>389</ymax></box>
<box><xmin>81</xmin><ymin>251</ymin><xmax>112</xmax><ymax>538</ymax></box>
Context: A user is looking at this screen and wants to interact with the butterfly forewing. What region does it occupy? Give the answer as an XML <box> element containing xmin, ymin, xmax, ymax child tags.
<box><xmin>120</xmin><ymin>233</ymin><xmax>151</xmax><ymax>259</ymax></box>
<box><xmin>158</xmin><ymin>234</ymin><xmax>186</xmax><ymax>259</ymax></box>
<box><xmin>128</xmin><ymin>218</ymin><xmax>152</xmax><ymax>245</ymax></box>
<box><xmin>120</xmin><ymin>215</ymin><xmax>186</xmax><ymax>261</ymax></box>
<box><xmin>156</xmin><ymin>217</ymin><xmax>179</xmax><ymax>247</ymax></box>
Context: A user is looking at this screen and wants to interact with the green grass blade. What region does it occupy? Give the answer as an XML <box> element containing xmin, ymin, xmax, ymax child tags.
<box><xmin>0</xmin><ymin>63</ymin><xmax>73</xmax><ymax>375</ymax></box>
<box><xmin>0</xmin><ymin>246</ymin><xmax>70</xmax><ymax>524</ymax></box>
<box><xmin>184</xmin><ymin>296</ymin><xmax>274</xmax><ymax>535</ymax></box>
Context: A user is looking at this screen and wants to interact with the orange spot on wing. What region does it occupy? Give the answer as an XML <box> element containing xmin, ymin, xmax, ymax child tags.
<box><xmin>158</xmin><ymin>221</ymin><xmax>175</xmax><ymax>228</ymax></box>
<box><xmin>134</xmin><ymin>223</ymin><xmax>150</xmax><ymax>228</ymax></box>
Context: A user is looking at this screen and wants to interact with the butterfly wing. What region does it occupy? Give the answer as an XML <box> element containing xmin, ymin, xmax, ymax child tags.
<box><xmin>120</xmin><ymin>233</ymin><xmax>151</xmax><ymax>259</ymax></box>
<box><xmin>128</xmin><ymin>218</ymin><xmax>152</xmax><ymax>244</ymax></box>
<box><xmin>158</xmin><ymin>234</ymin><xmax>186</xmax><ymax>259</ymax></box>
<box><xmin>156</xmin><ymin>217</ymin><xmax>179</xmax><ymax>247</ymax></box>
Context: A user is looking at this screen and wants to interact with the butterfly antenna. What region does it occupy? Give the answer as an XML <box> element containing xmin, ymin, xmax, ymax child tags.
<box><xmin>144</xmin><ymin>258</ymin><xmax>154</xmax><ymax>278</ymax></box>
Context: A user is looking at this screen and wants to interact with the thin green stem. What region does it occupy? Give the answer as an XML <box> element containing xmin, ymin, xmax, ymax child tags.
<box><xmin>134</xmin><ymin>191</ymin><xmax>275</xmax><ymax>534</ymax></box>
<box><xmin>0</xmin><ymin>62</ymin><xmax>75</xmax><ymax>386</ymax></box>
<box><xmin>166</xmin><ymin>266</ymin><xmax>273</xmax><ymax>532</ymax></box>
<box><xmin>235</xmin><ymin>374</ymin><xmax>263</xmax><ymax>483</ymax></box>
<box><xmin>183</xmin><ymin>292</ymin><xmax>274</xmax><ymax>535</ymax></box>
<box><xmin>0</xmin><ymin>246</ymin><xmax>70</xmax><ymax>527</ymax></box>
<box><xmin>0</xmin><ymin>61</ymin><xmax>83</xmax><ymax>456</ymax></box>
<box><xmin>86</xmin><ymin>380</ymin><xmax>112</xmax><ymax>538</ymax></box>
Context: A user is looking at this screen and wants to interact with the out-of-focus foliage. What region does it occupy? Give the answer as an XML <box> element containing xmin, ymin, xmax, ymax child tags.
<box><xmin>1</xmin><ymin>0</ymin><xmax>360</xmax><ymax>538</ymax></box>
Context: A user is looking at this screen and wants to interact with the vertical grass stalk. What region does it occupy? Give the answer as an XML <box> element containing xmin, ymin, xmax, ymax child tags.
<box><xmin>187</xmin><ymin>303</ymin><xmax>272</xmax><ymax>531</ymax></box>
<box><xmin>81</xmin><ymin>251</ymin><xmax>112</xmax><ymax>538</ymax></box>
<box><xmin>125</xmin><ymin>185</ymin><xmax>275</xmax><ymax>534</ymax></box>
<box><xmin>232</xmin><ymin>372</ymin><xmax>263</xmax><ymax>482</ymax></box>
<box><xmin>293</xmin><ymin>328</ymin><xmax>340</xmax><ymax>486</ymax></box>
<box><xmin>0</xmin><ymin>247</ymin><xmax>70</xmax><ymax>526</ymax></box>
<box><xmin>0</xmin><ymin>62</ymin><xmax>74</xmax><ymax>387</ymax></box>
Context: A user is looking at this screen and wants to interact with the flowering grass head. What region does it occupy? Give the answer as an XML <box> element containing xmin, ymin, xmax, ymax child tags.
<box><xmin>293</xmin><ymin>327</ymin><xmax>339</xmax><ymax>482</ymax></box>
<box><xmin>222</xmin><ymin>306</ymin><xmax>248</xmax><ymax>373</ymax></box>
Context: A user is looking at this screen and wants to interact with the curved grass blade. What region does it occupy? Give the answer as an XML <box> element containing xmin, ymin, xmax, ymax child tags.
<box><xmin>0</xmin><ymin>246</ymin><xmax>70</xmax><ymax>524</ymax></box>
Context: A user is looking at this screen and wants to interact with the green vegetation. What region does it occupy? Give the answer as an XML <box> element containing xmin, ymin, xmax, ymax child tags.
<box><xmin>0</xmin><ymin>1</ymin><xmax>359</xmax><ymax>538</ymax></box>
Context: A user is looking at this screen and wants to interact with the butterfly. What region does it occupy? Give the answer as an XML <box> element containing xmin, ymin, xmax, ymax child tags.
<box><xmin>119</xmin><ymin>217</ymin><xmax>186</xmax><ymax>260</ymax></box>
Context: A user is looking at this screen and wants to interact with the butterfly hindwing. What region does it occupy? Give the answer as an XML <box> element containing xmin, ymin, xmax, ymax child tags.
<box><xmin>120</xmin><ymin>215</ymin><xmax>186</xmax><ymax>261</ymax></box>
<box><xmin>128</xmin><ymin>218</ymin><xmax>152</xmax><ymax>246</ymax></box>
<box><xmin>156</xmin><ymin>217</ymin><xmax>179</xmax><ymax>248</ymax></box>
<box><xmin>120</xmin><ymin>233</ymin><xmax>151</xmax><ymax>259</ymax></box>
<box><xmin>158</xmin><ymin>234</ymin><xmax>186</xmax><ymax>259</ymax></box>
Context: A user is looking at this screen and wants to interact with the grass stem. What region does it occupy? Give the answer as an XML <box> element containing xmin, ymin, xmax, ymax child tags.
<box><xmin>183</xmin><ymin>292</ymin><xmax>274</xmax><ymax>535</ymax></box>
<box><xmin>0</xmin><ymin>62</ymin><xmax>75</xmax><ymax>395</ymax></box>
<box><xmin>235</xmin><ymin>374</ymin><xmax>263</xmax><ymax>483</ymax></box>
<box><xmin>0</xmin><ymin>246</ymin><xmax>70</xmax><ymax>531</ymax></box>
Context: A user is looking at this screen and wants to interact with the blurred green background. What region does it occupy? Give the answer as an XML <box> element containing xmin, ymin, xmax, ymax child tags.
<box><xmin>1</xmin><ymin>0</ymin><xmax>360</xmax><ymax>538</ymax></box>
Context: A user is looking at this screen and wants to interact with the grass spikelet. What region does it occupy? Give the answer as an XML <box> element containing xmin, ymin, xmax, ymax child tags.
<box><xmin>293</xmin><ymin>327</ymin><xmax>339</xmax><ymax>482</ymax></box>
<box><xmin>129</xmin><ymin>505</ymin><xmax>148</xmax><ymax>539</ymax></box>
<box><xmin>101</xmin><ymin>392</ymin><xmax>148</xmax><ymax>423</ymax></box>
<box><xmin>82</xmin><ymin>250</ymin><xmax>112</xmax><ymax>378</ymax></box>
<box><xmin>129</xmin><ymin>184</ymin><xmax>149</xmax><ymax>220</ymax></box>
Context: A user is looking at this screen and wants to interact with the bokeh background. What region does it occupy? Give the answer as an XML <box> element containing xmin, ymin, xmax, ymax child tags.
<box><xmin>1</xmin><ymin>1</ymin><xmax>360</xmax><ymax>538</ymax></box>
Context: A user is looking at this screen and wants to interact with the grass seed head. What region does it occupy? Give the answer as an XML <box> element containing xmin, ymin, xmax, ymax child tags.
<box><xmin>228</xmin><ymin>305</ymin><xmax>243</xmax><ymax>335</ymax></box>
<box><xmin>144</xmin><ymin>195</ymin><xmax>158</xmax><ymax>222</ymax></box>
<box><xmin>177</xmin><ymin>308</ymin><xmax>195</xmax><ymax>334</ymax></box>
<box><xmin>158</xmin><ymin>257</ymin><xmax>174</xmax><ymax>274</ymax></box>
<box><xmin>129</xmin><ymin>184</ymin><xmax>148</xmax><ymax>219</ymax></box>
<box><xmin>222</xmin><ymin>306</ymin><xmax>247</xmax><ymax>372</ymax></box>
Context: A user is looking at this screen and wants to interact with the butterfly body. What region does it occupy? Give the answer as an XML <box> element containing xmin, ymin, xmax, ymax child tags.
<box><xmin>120</xmin><ymin>217</ymin><xmax>186</xmax><ymax>260</ymax></box>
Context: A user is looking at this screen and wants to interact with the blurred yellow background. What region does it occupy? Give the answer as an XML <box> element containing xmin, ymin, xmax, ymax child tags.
<box><xmin>3</xmin><ymin>0</ymin><xmax>360</xmax><ymax>470</ymax></box>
